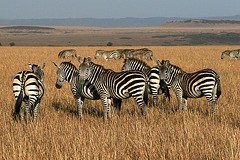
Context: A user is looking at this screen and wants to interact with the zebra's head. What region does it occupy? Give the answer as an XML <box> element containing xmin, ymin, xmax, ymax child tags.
<box><xmin>156</xmin><ymin>60</ymin><xmax>170</xmax><ymax>81</ymax></box>
<box><xmin>29</xmin><ymin>63</ymin><xmax>46</xmax><ymax>82</ymax></box>
<box><xmin>52</xmin><ymin>62</ymin><xmax>68</xmax><ymax>89</ymax></box>
<box><xmin>121</xmin><ymin>58</ymin><xmax>131</xmax><ymax>71</ymax></box>
<box><xmin>95</xmin><ymin>50</ymin><xmax>104</xmax><ymax>59</ymax></box>
<box><xmin>221</xmin><ymin>50</ymin><xmax>230</xmax><ymax>59</ymax></box>
<box><xmin>78</xmin><ymin>56</ymin><xmax>92</xmax><ymax>85</ymax></box>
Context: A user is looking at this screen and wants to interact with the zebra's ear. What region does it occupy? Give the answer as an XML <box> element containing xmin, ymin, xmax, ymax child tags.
<box><xmin>29</xmin><ymin>64</ymin><xmax>33</xmax><ymax>70</ymax></box>
<box><xmin>42</xmin><ymin>62</ymin><xmax>46</xmax><ymax>69</ymax></box>
<box><xmin>165</xmin><ymin>60</ymin><xmax>170</xmax><ymax>66</ymax></box>
<box><xmin>78</xmin><ymin>56</ymin><xmax>83</xmax><ymax>64</ymax></box>
<box><xmin>52</xmin><ymin>62</ymin><xmax>60</xmax><ymax>68</ymax></box>
<box><xmin>156</xmin><ymin>60</ymin><xmax>161</xmax><ymax>66</ymax></box>
<box><xmin>86</xmin><ymin>56</ymin><xmax>91</xmax><ymax>62</ymax></box>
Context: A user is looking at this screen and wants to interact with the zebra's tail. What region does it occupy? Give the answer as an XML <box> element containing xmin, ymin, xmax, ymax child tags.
<box><xmin>213</xmin><ymin>75</ymin><xmax>221</xmax><ymax>101</ymax></box>
<box><xmin>13</xmin><ymin>89</ymin><xmax>23</xmax><ymax>120</ymax></box>
<box><xmin>143</xmin><ymin>81</ymin><xmax>149</xmax><ymax>106</ymax></box>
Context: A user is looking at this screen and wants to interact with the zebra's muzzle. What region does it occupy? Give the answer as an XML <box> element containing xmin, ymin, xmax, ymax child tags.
<box><xmin>55</xmin><ymin>83</ymin><xmax>62</xmax><ymax>89</ymax></box>
<box><xmin>80</xmin><ymin>79</ymin><xmax>85</xmax><ymax>85</ymax></box>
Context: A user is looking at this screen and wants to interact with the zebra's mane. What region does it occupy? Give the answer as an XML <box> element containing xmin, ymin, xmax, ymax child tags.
<box><xmin>162</xmin><ymin>60</ymin><xmax>183</xmax><ymax>73</ymax></box>
<box><xmin>60</xmin><ymin>61</ymin><xmax>77</xmax><ymax>71</ymax></box>
<box><xmin>89</xmin><ymin>61</ymin><xmax>116</xmax><ymax>74</ymax></box>
<box><xmin>124</xmin><ymin>58</ymin><xmax>151</xmax><ymax>69</ymax></box>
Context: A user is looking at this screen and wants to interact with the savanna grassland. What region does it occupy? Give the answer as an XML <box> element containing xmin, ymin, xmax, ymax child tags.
<box><xmin>0</xmin><ymin>46</ymin><xmax>239</xmax><ymax>159</ymax></box>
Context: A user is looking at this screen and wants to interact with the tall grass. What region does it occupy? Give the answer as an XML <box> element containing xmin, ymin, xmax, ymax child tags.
<box><xmin>0</xmin><ymin>46</ymin><xmax>239</xmax><ymax>159</ymax></box>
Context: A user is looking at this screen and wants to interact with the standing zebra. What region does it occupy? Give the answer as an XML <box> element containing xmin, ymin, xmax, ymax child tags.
<box><xmin>157</xmin><ymin>60</ymin><xmax>221</xmax><ymax>114</ymax></box>
<box><xmin>52</xmin><ymin>61</ymin><xmax>122</xmax><ymax>119</ymax></box>
<box><xmin>58</xmin><ymin>49</ymin><xmax>77</xmax><ymax>59</ymax></box>
<box><xmin>121</xmin><ymin>58</ymin><xmax>170</xmax><ymax>106</ymax></box>
<box><xmin>78</xmin><ymin>56</ymin><xmax>149</xmax><ymax>119</ymax></box>
<box><xmin>95</xmin><ymin>50</ymin><xmax>121</xmax><ymax>60</ymax></box>
<box><xmin>221</xmin><ymin>49</ymin><xmax>240</xmax><ymax>60</ymax></box>
<box><xmin>13</xmin><ymin>63</ymin><xmax>46</xmax><ymax>121</ymax></box>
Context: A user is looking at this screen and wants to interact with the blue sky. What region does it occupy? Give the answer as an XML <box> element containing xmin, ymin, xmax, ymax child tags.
<box><xmin>1</xmin><ymin>0</ymin><xmax>240</xmax><ymax>19</ymax></box>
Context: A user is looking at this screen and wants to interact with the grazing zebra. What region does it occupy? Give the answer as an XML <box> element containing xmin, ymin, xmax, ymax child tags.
<box><xmin>52</xmin><ymin>61</ymin><xmax>122</xmax><ymax>119</ymax></box>
<box><xmin>157</xmin><ymin>60</ymin><xmax>221</xmax><ymax>114</ymax></box>
<box><xmin>95</xmin><ymin>50</ymin><xmax>121</xmax><ymax>60</ymax></box>
<box><xmin>78</xmin><ymin>56</ymin><xmax>149</xmax><ymax>119</ymax></box>
<box><xmin>133</xmin><ymin>48</ymin><xmax>153</xmax><ymax>60</ymax></box>
<box><xmin>13</xmin><ymin>63</ymin><xmax>46</xmax><ymax>121</ymax></box>
<box><xmin>58</xmin><ymin>49</ymin><xmax>77</xmax><ymax>59</ymax></box>
<box><xmin>221</xmin><ymin>49</ymin><xmax>240</xmax><ymax>60</ymax></box>
<box><xmin>117</xmin><ymin>49</ymin><xmax>135</xmax><ymax>59</ymax></box>
<box><xmin>121</xmin><ymin>58</ymin><xmax>170</xmax><ymax>106</ymax></box>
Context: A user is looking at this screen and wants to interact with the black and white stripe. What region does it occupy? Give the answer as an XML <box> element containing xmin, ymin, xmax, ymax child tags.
<box><xmin>13</xmin><ymin>63</ymin><xmax>45</xmax><ymax>121</ymax></box>
<box><xmin>157</xmin><ymin>60</ymin><xmax>221</xmax><ymax>114</ymax></box>
<box><xmin>52</xmin><ymin>61</ymin><xmax>122</xmax><ymax>119</ymax></box>
<box><xmin>121</xmin><ymin>58</ymin><xmax>170</xmax><ymax>106</ymax></box>
<box><xmin>78</xmin><ymin>57</ymin><xmax>148</xmax><ymax>119</ymax></box>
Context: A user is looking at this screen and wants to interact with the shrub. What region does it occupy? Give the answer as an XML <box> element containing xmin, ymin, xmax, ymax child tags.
<box><xmin>10</xmin><ymin>42</ymin><xmax>15</xmax><ymax>46</ymax></box>
<box><xmin>107</xmin><ymin>42</ymin><xmax>113</xmax><ymax>46</ymax></box>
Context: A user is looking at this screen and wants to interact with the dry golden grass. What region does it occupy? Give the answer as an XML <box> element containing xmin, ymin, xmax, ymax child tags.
<box><xmin>0</xmin><ymin>46</ymin><xmax>239</xmax><ymax>159</ymax></box>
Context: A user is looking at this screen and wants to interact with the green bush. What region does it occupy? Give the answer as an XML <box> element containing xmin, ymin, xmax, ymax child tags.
<box><xmin>10</xmin><ymin>42</ymin><xmax>15</xmax><ymax>46</ymax></box>
<box><xmin>107</xmin><ymin>42</ymin><xmax>113</xmax><ymax>46</ymax></box>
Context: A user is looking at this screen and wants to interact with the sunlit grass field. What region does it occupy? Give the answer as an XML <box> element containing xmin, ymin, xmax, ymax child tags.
<box><xmin>0</xmin><ymin>46</ymin><xmax>239</xmax><ymax>159</ymax></box>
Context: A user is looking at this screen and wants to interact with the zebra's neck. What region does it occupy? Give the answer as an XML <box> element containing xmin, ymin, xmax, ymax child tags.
<box><xmin>88</xmin><ymin>62</ymin><xmax>105</xmax><ymax>84</ymax></box>
<box><xmin>166</xmin><ymin>64</ymin><xmax>184</xmax><ymax>86</ymax></box>
<box><xmin>128</xmin><ymin>59</ymin><xmax>151</xmax><ymax>75</ymax></box>
<box><xmin>62</xmin><ymin>63</ymin><xmax>78</xmax><ymax>84</ymax></box>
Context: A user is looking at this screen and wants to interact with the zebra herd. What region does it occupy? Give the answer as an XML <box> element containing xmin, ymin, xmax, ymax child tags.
<box><xmin>13</xmin><ymin>52</ymin><xmax>222</xmax><ymax>121</ymax></box>
<box><xmin>95</xmin><ymin>48</ymin><xmax>153</xmax><ymax>60</ymax></box>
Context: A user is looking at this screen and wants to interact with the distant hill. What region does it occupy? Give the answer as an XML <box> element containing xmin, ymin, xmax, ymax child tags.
<box><xmin>161</xmin><ymin>19</ymin><xmax>240</xmax><ymax>27</ymax></box>
<box><xmin>0</xmin><ymin>15</ymin><xmax>240</xmax><ymax>27</ymax></box>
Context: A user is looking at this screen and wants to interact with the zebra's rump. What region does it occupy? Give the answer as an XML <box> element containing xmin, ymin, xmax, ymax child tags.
<box><xmin>180</xmin><ymin>69</ymin><xmax>220</xmax><ymax>98</ymax></box>
<box><xmin>101</xmin><ymin>70</ymin><xmax>147</xmax><ymax>99</ymax></box>
<box><xmin>13</xmin><ymin>71</ymin><xmax>44</xmax><ymax>101</ymax></box>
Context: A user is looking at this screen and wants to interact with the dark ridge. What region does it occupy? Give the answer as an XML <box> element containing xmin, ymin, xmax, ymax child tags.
<box><xmin>0</xmin><ymin>26</ymin><xmax>55</xmax><ymax>30</ymax></box>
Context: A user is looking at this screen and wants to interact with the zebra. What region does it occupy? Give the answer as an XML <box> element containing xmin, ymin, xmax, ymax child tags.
<box><xmin>118</xmin><ymin>48</ymin><xmax>153</xmax><ymax>60</ymax></box>
<box><xmin>58</xmin><ymin>49</ymin><xmax>77</xmax><ymax>59</ymax></box>
<box><xmin>95</xmin><ymin>50</ymin><xmax>121</xmax><ymax>60</ymax></box>
<box><xmin>13</xmin><ymin>63</ymin><xmax>46</xmax><ymax>121</ymax></box>
<box><xmin>52</xmin><ymin>61</ymin><xmax>122</xmax><ymax>119</ymax></box>
<box><xmin>78</xmin><ymin>56</ymin><xmax>149</xmax><ymax>119</ymax></box>
<box><xmin>121</xmin><ymin>58</ymin><xmax>170</xmax><ymax>106</ymax></box>
<box><xmin>117</xmin><ymin>49</ymin><xmax>135</xmax><ymax>59</ymax></box>
<box><xmin>221</xmin><ymin>49</ymin><xmax>240</xmax><ymax>60</ymax></box>
<box><xmin>133</xmin><ymin>48</ymin><xmax>153</xmax><ymax>60</ymax></box>
<box><xmin>157</xmin><ymin>60</ymin><xmax>221</xmax><ymax>114</ymax></box>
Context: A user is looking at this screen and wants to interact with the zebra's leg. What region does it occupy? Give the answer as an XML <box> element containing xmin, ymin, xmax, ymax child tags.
<box><xmin>101</xmin><ymin>95</ymin><xmax>109</xmax><ymax>120</ymax></box>
<box><xmin>153</xmin><ymin>93</ymin><xmax>159</xmax><ymax>106</ymax></box>
<box><xmin>210</xmin><ymin>101</ymin><xmax>217</xmax><ymax>115</ymax></box>
<box><xmin>107</xmin><ymin>98</ymin><xmax>112</xmax><ymax>118</ymax></box>
<box><xmin>132</xmin><ymin>95</ymin><xmax>147</xmax><ymax>116</ymax></box>
<box><xmin>75</xmin><ymin>97</ymin><xmax>85</xmax><ymax>119</ymax></box>
<box><xmin>33</xmin><ymin>100</ymin><xmax>41</xmax><ymax>121</ymax></box>
<box><xmin>183</xmin><ymin>97</ymin><xmax>187</xmax><ymax>111</ymax></box>
<box><xmin>173</xmin><ymin>89</ymin><xmax>183</xmax><ymax>112</ymax></box>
